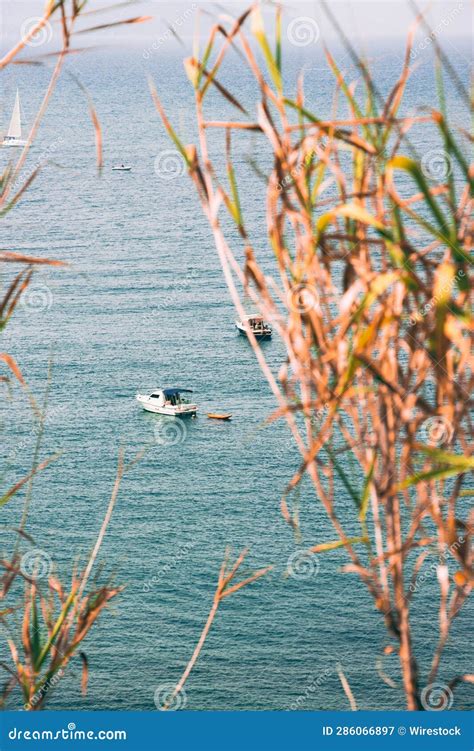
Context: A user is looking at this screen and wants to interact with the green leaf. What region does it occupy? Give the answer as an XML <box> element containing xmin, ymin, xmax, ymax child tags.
<box><xmin>388</xmin><ymin>156</ymin><xmax>449</xmax><ymax>232</ymax></box>
<box><xmin>148</xmin><ymin>77</ymin><xmax>191</xmax><ymax>168</ymax></box>
<box><xmin>275</xmin><ymin>6</ymin><xmax>282</xmax><ymax>74</ymax></box>
<box><xmin>395</xmin><ymin>465</ymin><xmax>467</xmax><ymax>491</ymax></box>
<box><xmin>388</xmin><ymin>154</ymin><xmax>472</xmax><ymax>266</ymax></box>
<box><xmin>227</xmin><ymin>161</ymin><xmax>243</xmax><ymax>229</ymax></box>
<box><xmin>326</xmin><ymin>50</ymin><xmax>364</xmax><ymax>120</ymax></box>
<box><xmin>435</xmin><ymin>113</ymin><xmax>474</xmax><ymax>196</ymax></box>
<box><xmin>413</xmin><ymin>444</ymin><xmax>474</xmax><ymax>468</ymax></box>
<box><xmin>309</xmin><ymin>536</ymin><xmax>369</xmax><ymax>554</ymax></box>
<box><xmin>198</xmin><ymin>32</ymin><xmax>216</xmax><ymax>88</ymax></box>
<box><xmin>30</xmin><ymin>594</ymin><xmax>42</xmax><ymax>672</ymax></box>
<box><xmin>325</xmin><ymin>446</ymin><xmax>361</xmax><ymax>509</ymax></box>
<box><xmin>316</xmin><ymin>204</ymin><xmax>394</xmax><ymax>242</ymax></box>
<box><xmin>359</xmin><ymin>455</ymin><xmax>376</xmax><ymax>522</ymax></box>
<box><xmin>36</xmin><ymin>590</ymin><xmax>76</xmax><ymax>672</ymax></box>
<box><xmin>435</xmin><ymin>61</ymin><xmax>458</xmax><ymax>213</ymax></box>
<box><xmin>251</xmin><ymin>7</ymin><xmax>282</xmax><ymax>93</ymax></box>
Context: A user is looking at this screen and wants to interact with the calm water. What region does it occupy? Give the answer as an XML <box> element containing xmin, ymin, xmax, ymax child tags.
<box><xmin>0</xmin><ymin>37</ymin><xmax>472</xmax><ymax>711</ymax></box>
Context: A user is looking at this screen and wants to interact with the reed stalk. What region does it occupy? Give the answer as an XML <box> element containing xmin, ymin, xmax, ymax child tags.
<box><xmin>155</xmin><ymin>3</ymin><xmax>473</xmax><ymax>709</ymax></box>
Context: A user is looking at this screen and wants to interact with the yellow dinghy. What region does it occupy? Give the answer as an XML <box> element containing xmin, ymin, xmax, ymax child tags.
<box><xmin>207</xmin><ymin>413</ymin><xmax>232</xmax><ymax>421</ymax></box>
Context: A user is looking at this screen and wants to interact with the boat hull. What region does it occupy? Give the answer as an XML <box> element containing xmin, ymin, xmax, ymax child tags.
<box><xmin>2</xmin><ymin>140</ymin><xmax>26</xmax><ymax>148</ymax></box>
<box><xmin>141</xmin><ymin>403</ymin><xmax>197</xmax><ymax>416</ymax></box>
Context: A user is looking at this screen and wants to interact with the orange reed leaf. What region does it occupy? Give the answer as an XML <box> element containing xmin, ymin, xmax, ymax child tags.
<box><xmin>0</xmin><ymin>453</ymin><xmax>62</xmax><ymax>510</ymax></box>
<box><xmin>220</xmin><ymin>565</ymin><xmax>272</xmax><ymax>599</ymax></box>
<box><xmin>0</xmin><ymin>13</ymin><xmax>53</xmax><ymax>69</ymax></box>
<box><xmin>75</xmin><ymin>16</ymin><xmax>152</xmax><ymax>35</ymax></box>
<box><xmin>0</xmin><ymin>268</ymin><xmax>32</xmax><ymax>320</ymax></box>
<box><xmin>0</xmin><ymin>251</ymin><xmax>66</xmax><ymax>266</ymax></box>
<box><xmin>220</xmin><ymin>548</ymin><xmax>249</xmax><ymax>589</ymax></box>
<box><xmin>0</xmin><ymin>353</ymin><xmax>25</xmax><ymax>385</ymax></box>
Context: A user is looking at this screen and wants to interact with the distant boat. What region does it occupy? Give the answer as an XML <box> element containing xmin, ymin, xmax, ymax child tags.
<box><xmin>207</xmin><ymin>413</ymin><xmax>232</xmax><ymax>421</ymax></box>
<box><xmin>136</xmin><ymin>388</ymin><xmax>197</xmax><ymax>416</ymax></box>
<box><xmin>236</xmin><ymin>314</ymin><xmax>272</xmax><ymax>340</ymax></box>
<box><xmin>2</xmin><ymin>89</ymin><xmax>26</xmax><ymax>148</ymax></box>
<box><xmin>112</xmin><ymin>164</ymin><xmax>132</xmax><ymax>172</ymax></box>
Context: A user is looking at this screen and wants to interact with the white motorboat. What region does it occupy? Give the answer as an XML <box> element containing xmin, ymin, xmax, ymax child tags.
<box><xmin>136</xmin><ymin>388</ymin><xmax>197</xmax><ymax>416</ymax></box>
<box><xmin>236</xmin><ymin>314</ymin><xmax>272</xmax><ymax>340</ymax></box>
<box><xmin>2</xmin><ymin>89</ymin><xmax>26</xmax><ymax>148</ymax></box>
<box><xmin>112</xmin><ymin>164</ymin><xmax>132</xmax><ymax>171</ymax></box>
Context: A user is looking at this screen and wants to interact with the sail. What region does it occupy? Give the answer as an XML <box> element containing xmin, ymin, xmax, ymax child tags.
<box><xmin>7</xmin><ymin>90</ymin><xmax>22</xmax><ymax>139</ymax></box>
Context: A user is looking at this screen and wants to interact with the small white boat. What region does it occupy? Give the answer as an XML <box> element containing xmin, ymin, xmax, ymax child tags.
<box><xmin>136</xmin><ymin>388</ymin><xmax>197</xmax><ymax>416</ymax></box>
<box><xmin>236</xmin><ymin>314</ymin><xmax>272</xmax><ymax>340</ymax></box>
<box><xmin>2</xmin><ymin>89</ymin><xmax>26</xmax><ymax>148</ymax></box>
<box><xmin>112</xmin><ymin>164</ymin><xmax>132</xmax><ymax>172</ymax></box>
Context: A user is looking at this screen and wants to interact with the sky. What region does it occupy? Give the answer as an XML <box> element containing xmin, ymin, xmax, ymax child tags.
<box><xmin>0</xmin><ymin>1</ymin><xmax>471</xmax><ymax>55</ymax></box>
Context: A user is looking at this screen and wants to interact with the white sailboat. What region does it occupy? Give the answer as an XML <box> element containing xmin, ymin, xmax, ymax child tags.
<box><xmin>2</xmin><ymin>89</ymin><xmax>26</xmax><ymax>148</ymax></box>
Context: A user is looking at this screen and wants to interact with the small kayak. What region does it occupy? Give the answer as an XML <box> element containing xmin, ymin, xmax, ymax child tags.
<box><xmin>207</xmin><ymin>413</ymin><xmax>232</xmax><ymax>421</ymax></box>
<box><xmin>112</xmin><ymin>165</ymin><xmax>132</xmax><ymax>172</ymax></box>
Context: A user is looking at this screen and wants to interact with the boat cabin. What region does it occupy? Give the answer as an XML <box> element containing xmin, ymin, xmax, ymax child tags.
<box><xmin>236</xmin><ymin>313</ymin><xmax>272</xmax><ymax>338</ymax></box>
<box><xmin>150</xmin><ymin>388</ymin><xmax>193</xmax><ymax>406</ymax></box>
<box><xmin>245</xmin><ymin>314</ymin><xmax>266</xmax><ymax>331</ymax></box>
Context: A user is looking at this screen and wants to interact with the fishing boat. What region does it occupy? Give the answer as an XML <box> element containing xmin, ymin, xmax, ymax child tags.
<box><xmin>2</xmin><ymin>89</ymin><xmax>26</xmax><ymax>148</ymax></box>
<box><xmin>112</xmin><ymin>164</ymin><xmax>132</xmax><ymax>172</ymax></box>
<box><xmin>136</xmin><ymin>388</ymin><xmax>197</xmax><ymax>416</ymax></box>
<box><xmin>235</xmin><ymin>314</ymin><xmax>272</xmax><ymax>340</ymax></box>
<box><xmin>207</xmin><ymin>413</ymin><xmax>232</xmax><ymax>421</ymax></box>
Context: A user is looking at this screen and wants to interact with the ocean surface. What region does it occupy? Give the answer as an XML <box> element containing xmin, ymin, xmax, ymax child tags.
<box><xmin>0</xmin><ymin>33</ymin><xmax>472</xmax><ymax>712</ymax></box>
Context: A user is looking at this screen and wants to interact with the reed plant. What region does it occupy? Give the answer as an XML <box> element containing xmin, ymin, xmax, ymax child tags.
<box><xmin>0</xmin><ymin>0</ymin><xmax>150</xmax><ymax>710</ymax></box>
<box><xmin>153</xmin><ymin>3</ymin><xmax>473</xmax><ymax>710</ymax></box>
